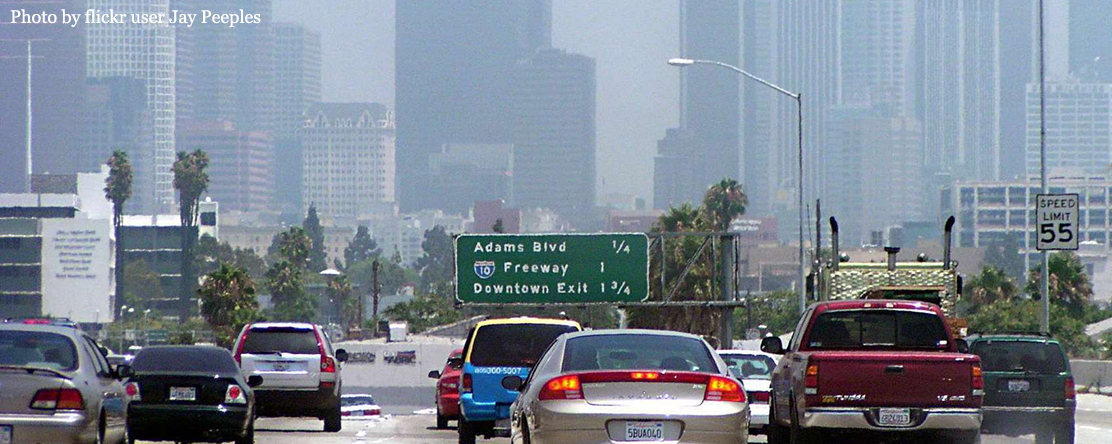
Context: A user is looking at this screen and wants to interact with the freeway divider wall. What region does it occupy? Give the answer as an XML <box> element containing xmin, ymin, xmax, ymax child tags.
<box><xmin>1072</xmin><ymin>360</ymin><xmax>1112</xmax><ymax>395</ymax></box>
<box><xmin>337</xmin><ymin>338</ymin><xmax>465</xmax><ymax>388</ymax></box>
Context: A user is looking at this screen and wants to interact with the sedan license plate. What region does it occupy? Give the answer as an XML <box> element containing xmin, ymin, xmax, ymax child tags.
<box><xmin>878</xmin><ymin>408</ymin><xmax>911</xmax><ymax>426</ymax></box>
<box><xmin>169</xmin><ymin>386</ymin><xmax>196</xmax><ymax>401</ymax></box>
<box><xmin>1008</xmin><ymin>379</ymin><xmax>1031</xmax><ymax>392</ymax></box>
<box><xmin>0</xmin><ymin>425</ymin><xmax>11</xmax><ymax>444</ymax></box>
<box><xmin>624</xmin><ymin>421</ymin><xmax>664</xmax><ymax>442</ymax></box>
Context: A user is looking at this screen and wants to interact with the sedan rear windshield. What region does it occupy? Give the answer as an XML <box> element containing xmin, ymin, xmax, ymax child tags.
<box><xmin>342</xmin><ymin>395</ymin><xmax>376</xmax><ymax>406</ymax></box>
<box><xmin>469</xmin><ymin>324</ymin><xmax>578</xmax><ymax>367</ymax></box>
<box><xmin>563</xmin><ymin>334</ymin><xmax>718</xmax><ymax>373</ymax></box>
<box><xmin>806</xmin><ymin>310</ymin><xmax>949</xmax><ymax>350</ymax></box>
<box><xmin>242</xmin><ymin>328</ymin><xmax>320</xmax><ymax>355</ymax></box>
<box><xmin>0</xmin><ymin>331</ymin><xmax>77</xmax><ymax>371</ymax></box>
<box><xmin>721</xmin><ymin>354</ymin><xmax>776</xmax><ymax>380</ymax></box>
<box><xmin>132</xmin><ymin>347</ymin><xmax>240</xmax><ymax>373</ymax></box>
<box><xmin>971</xmin><ymin>341</ymin><xmax>1068</xmax><ymax>374</ymax></box>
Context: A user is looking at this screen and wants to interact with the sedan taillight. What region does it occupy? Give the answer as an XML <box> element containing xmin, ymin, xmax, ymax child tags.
<box><xmin>124</xmin><ymin>382</ymin><xmax>141</xmax><ymax>402</ymax></box>
<box><xmin>705</xmin><ymin>376</ymin><xmax>746</xmax><ymax>403</ymax></box>
<box><xmin>225</xmin><ymin>384</ymin><xmax>247</xmax><ymax>404</ymax></box>
<box><xmin>750</xmin><ymin>391</ymin><xmax>771</xmax><ymax>404</ymax></box>
<box><xmin>30</xmin><ymin>388</ymin><xmax>85</xmax><ymax>410</ymax></box>
<box><xmin>538</xmin><ymin>375</ymin><xmax>582</xmax><ymax>400</ymax></box>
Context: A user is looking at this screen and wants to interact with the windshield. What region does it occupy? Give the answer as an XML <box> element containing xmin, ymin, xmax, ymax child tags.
<box><xmin>132</xmin><ymin>347</ymin><xmax>240</xmax><ymax>373</ymax></box>
<box><xmin>721</xmin><ymin>354</ymin><xmax>776</xmax><ymax>380</ymax></box>
<box><xmin>0</xmin><ymin>331</ymin><xmax>78</xmax><ymax>371</ymax></box>
<box><xmin>806</xmin><ymin>310</ymin><xmax>949</xmax><ymax>350</ymax></box>
<box><xmin>562</xmin><ymin>334</ymin><xmax>718</xmax><ymax>373</ymax></box>
<box><xmin>342</xmin><ymin>395</ymin><xmax>376</xmax><ymax>406</ymax></box>
<box><xmin>971</xmin><ymin>340</ymin><xmax>1068</xmax><ymax>374</ymax></box>
<box><xmin>469</xmin><ymin>323</ymin><xmax>577</xmax><ymax>367</ymax></box>
<box><xmin>242</xmin><ymin>327</ymin><xmax>320</xmax><ymax>355</ymax></box>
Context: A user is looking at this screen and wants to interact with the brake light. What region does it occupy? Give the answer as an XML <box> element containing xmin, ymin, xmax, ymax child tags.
<box><xmin>461</xmin><ymin>373</ymin><xmax>472</xmax><ymax>393</ymax></box>
<box><xmin>804</xmin><ymin>364</ymin><xmax>819</xmax><ymax>395</ymax></box>
<box><xmin>124</xmin><ymin>382</ymin><xmax>141</xmax><ymax>402</ymax></box>
<box><xmin>321</xmin><ymin>356</ymin><xmax>336</xmax><ymax>373</ymax></box>
<box><xmin>30</xmin><ymin>388</ymin><xmax>85</xmax><ymax>410</ymax></box>
<box><xmin>972</xmin><ymin>365</ymin><xmax>984</xmax><ymax>391</ymax></box>
<box><xmin>225</xmin><ymin>384</ymin><xmax>247</xmax><ymax>404</ymax></box>
<box><xmin>538</xmin><ymin>375</ymin><xmax>581</xmax><ymax>400</ymax></box>
<box><xmin>705</xmin><ymin>376</ymin><xmax>746</xmax><ymax>403</ymax></box>
<box><xmin>1065</xmin><ymin>377</ymin><xmax>1075</xmax><ymax>400</ymax></box>
<box><xmin>233</xmin><ymin>324</ymin><xmax>251</xmax><ymax>365</ymax></box>
<box><xmin>751</xmin><ymin>391</ymin><xmax>771</xmax><ymax>404</ymax></box>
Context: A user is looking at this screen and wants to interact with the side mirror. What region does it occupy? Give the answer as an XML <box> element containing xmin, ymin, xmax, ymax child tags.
<box><xmin>760</xmin><ymin>336</ymin><xmax>784</xmax><ymax>355</ymax></box>
<box><xmin>428</xmin><ymin>370</ymin><xmax>441</xmax><ymax>379</ymax></box>
<box><xmin>956</xmin><ymin>339</ymin><xmax>969</xmax><ymax>354</ymax></box>
<box><xmin>501</xmin><ymin>375</ymin><xmax>523</xmax><ymax>391</ymax></box>
<box><xmin>248</xmin><ymin>375</ymin><xmax>264</xmax><ymax>388</ymax></box>
<box><xmin>114</xmin><ymin>364</ymin><xmax>133</xmax><ymax>380</ymax></box>
<box><xmin>335</xmin><ymin>349</ymin><xmax>348</xmax><ymax>363</ymax></box>
<box><xmin>447</xmin><ymin>357</ymin><xmax>463</xmax><ymax>369</ymax></box>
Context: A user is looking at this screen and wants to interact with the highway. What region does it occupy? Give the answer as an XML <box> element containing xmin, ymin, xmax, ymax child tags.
<box><xmin>131</xmin><ymin>394</ymin><xmax>1112</xmax><ymax>444</ymax></box>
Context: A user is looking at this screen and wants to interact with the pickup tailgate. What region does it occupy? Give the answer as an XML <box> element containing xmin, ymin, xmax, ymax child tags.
<box><xmin>813</xmin><ymin>352</ymin><xmax>980</xmax><ymax>408</ymax></box>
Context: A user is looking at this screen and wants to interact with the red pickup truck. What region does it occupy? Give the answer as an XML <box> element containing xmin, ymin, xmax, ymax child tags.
<box><xmin>761</xmin><ymin>300</ymin><xmax>983</xmax><ymax>444</ymax></box>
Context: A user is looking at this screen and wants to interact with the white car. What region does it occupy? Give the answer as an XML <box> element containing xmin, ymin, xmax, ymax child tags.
<box><xmin>341</xmin><ymin>394</ymin><xmax>381</xmax><ymax>418</ymax></box>
<box><xmin>717</xmin><ymin>349</ymin><xmax>779</xmax><ymax>435</ymax></box>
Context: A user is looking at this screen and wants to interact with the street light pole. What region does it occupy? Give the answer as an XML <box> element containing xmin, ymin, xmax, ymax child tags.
<box><xmin>668</xmin><ymin>58</ymin><xmax>806</xmax><ymax>312</ymax></box>
<box><xmin>1038</xmin><ymin>0</ymin><xmax>1050</xmax><ymax>334</ymax></box>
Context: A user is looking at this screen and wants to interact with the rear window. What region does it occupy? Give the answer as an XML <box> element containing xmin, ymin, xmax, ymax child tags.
<box><xmin>469</xmin><ymin>323</ymin><xmax>578</xmax><ymax>367</ymax></box>
<box><xmin>971</xmin><ymin>340</ymin><xmax>1068</xmax><ymax>374</ymax></box>
<box><xmin>132</xmin><ymin>347</ymin><xmax>240</xmax><ymax>373</ymax></box>
<box><xmin>562</xmin><ymin>334</ymin><xmax>718</xmax><ymax>373</ymax></box>
<box><xmin>242</xmin><ymin>327</ymin><xmax>320</xmax><ymax>355</ymax></box>
<box><xmin>0</xmin><ymin>331</ymin><xmax>78</xmax><ymax>371</ymax></box>
<box><xmin>342</xmin><ymin>395</ymin><xmax>376</xmax><ymax>406</ymax></box>
<box><xmin>721</xmin><ymin>354</ymin><xmax>776</xmax><ymax>380</ymax></box>
<box><xmin>806</xmin><ymin>310</ymin><xmax>949</xmax><ymax>350</ymax></box>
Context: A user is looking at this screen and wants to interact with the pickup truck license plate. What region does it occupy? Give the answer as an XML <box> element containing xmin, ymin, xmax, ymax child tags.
<box><xmin>624</xmin><ymin>421</ymin><xmax>664</xmax><ymax>441</ymax></box>
<box><xmin>0</xmin><ymin>425</ymin><xmax>11</xmax><ymax>444</ymax></box>
<box><xmin>878</xmin><ymin>408</ymin><xmax>911</xmax><ymax>426</ymax></box>
<box><xmin>169</xmin><ymin>386</ymin><xmax>196</xmax><ymax>401</ymax></box>
<box><xmin>1007</xmin><ymin>380</ymin><xmax>1031</xmax><ymax>392</ymax></box>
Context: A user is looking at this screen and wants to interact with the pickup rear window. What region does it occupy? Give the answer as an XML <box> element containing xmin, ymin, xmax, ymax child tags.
<box><xmin>807</xmin><ymin>310</ymin><xmax>949</xmax><ymax>349</ymax></box>
<box><xmin>971</xmin><ymin>341</ymin><xmax>1067</xmax><ymax>374</ymax></box>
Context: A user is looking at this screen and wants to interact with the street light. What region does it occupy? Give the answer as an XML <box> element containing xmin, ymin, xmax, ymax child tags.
<box><xmin>668</xmin><ymin>57</ymin><xmax>807</xmax><ymax>312</ymax></box>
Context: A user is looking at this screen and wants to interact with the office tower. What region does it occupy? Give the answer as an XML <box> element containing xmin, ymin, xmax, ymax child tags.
<box><xmin>395</xmin><ymin>0</ymin><xmax>552</xmax><ymax>212</ymax></box>
<box><xmin>511</xmin><ymin>49</ymin><xmax>596</xmax><ymax>225</ymax></box>
<box><xmin>178</xmin><ymin>120</ymin><xmax>274</xmax><ymax>214</ymax></box>
<box><xmin>301</xmin><ymin>104</ymin><xmax>396</xmax><ymax>222</ymax></box>
<box><xmin>0</xmin><ymin>0</ymin><xmax>87</xmax><ymax>192</ymax></box>
<box><xmin>653</xmin><ymin>128</ymin><xmax>702</xmax><ymax>210</ymax></box>
<box><xmin>428</xmin><ymin>144</ymin><xmax>514</xmax><ymax>216</ymax></box>
<box><xmin>841</xmin><ymin>0</ymin><xmax>917</xmax><ymax>116</ymax></box>
<box><xmin>274</xmin><ymin>23</ymin><xmax>322</xmax><ymax>220</ymax></box>
<box><xmin>84</xmin><ymin>77</ymin><xmax>154</xmax><ymax>181</ymax></box>
<box><xmin>86</xmin><ymin>0</ymin><xmax>176</xmax><ymax>213</ymax></box>
<box><xmin>1025</xmin><ymin>82</ymin><xmax>1112</xmax><ymax>179</ymax></box>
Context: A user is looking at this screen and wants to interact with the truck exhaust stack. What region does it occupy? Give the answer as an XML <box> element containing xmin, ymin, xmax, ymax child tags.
<box><xmin>943</xmin><ymin>216</ymin><xmax>955</xmax><ymax>270</ymax></box>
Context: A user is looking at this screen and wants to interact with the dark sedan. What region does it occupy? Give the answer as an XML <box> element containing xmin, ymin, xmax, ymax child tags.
<box><xmin>125</xmin><ymin>346</ymin><xmax>262</xmax><ymax>444</ymax></box>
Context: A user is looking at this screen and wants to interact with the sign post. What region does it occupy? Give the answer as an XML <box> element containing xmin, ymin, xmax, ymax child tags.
<box><xmin>1035</xmin><ymin>194</ymin><xmax>1080</xmax><ymax>251</ymax></box>
<box><xmin>455</xmin><ymin>234</ymin><xmax>650</xmax><ymax>304</ymax></box>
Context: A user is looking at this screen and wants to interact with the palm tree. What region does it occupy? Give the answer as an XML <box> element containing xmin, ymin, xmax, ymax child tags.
<box><xmin>1026</xmin><ymin>252</ymin><xmax>1094</xmax><ymax>316</ymax></box>
<box><xmin>701</xmin><ymin>178</ymin><xmax>748</xmax><ymax>231</ymax></box>
<box><xmin>173</xmin><ymin>150</ymin><xmax>210</xmax><ymax>318</ymax></box>
<box><xmin>105</xmin><ymin>151</ymin><xmax>132</xmax><ymax>314</ymax></box>
<box><xmin>963</xmin><ymin>266</ymin><xmax>1018</xmax><ymax>314</ymax></box>
<box><xmin>198</xmin><ymin>264</ymin><xmax>258</xmax><ymax>347</ymax></box>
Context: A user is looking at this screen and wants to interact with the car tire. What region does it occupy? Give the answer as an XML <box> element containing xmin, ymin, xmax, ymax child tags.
<box><xmin>521</xmin><ymin>417</ymin><xmax>532</xmax><ymax>444</ymax></box>
<box><xmin>324</xmin><ymin>406</ymin><xmax>342</xmax><ymax>432</ymax></box>
<box><xmin>1055</xmin><ymin>420</ymin><xmax>1075</xmax><ymax>444</ymax></box>
<box><xmin>437</xmin><ymin>407</ymin><xmax>449</xmax><ymax>429</ymax></box>
<box><xmin>235</xmin><ymin>420</ymin><xmax>255</xmax><ymax>444</ymax></box>
<box><xmin>788</xmin><ymin>400</ymin><xmax>817</xmax><ymax>444</ymax></box>
<box><xmin>458</xmin><ymin>419</ymin><xmax>477</xmax><ymax>444</ymax></box>
<box><xmin>122</xmin><ymin>421</ymin><xmax>132</xmax><ymax>444</ymax></box>
<box><xmin>1035</xmin><ymin>424</ymin><xmax>1054</xmax><ymax>444</ymax></box>
<box><xmin>953</xmin><ymin>430</ymin><xmax>981</xmax><ymax>444</ymax></box>
<box><xmin>96</xmin><ymin>414</ymin><xmax>106</xmax><ymax>444</ymax></box>
<box><xmin>767</xmin><ymin>395</ymin><xmax>789</xmax><ymax>444</ymax></box>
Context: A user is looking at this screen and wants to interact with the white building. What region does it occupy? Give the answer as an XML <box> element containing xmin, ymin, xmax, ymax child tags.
<box><xmin>86</xmin><ymin>0</ymin><xmax>176</xmax><ymax>212</ymax></box>
<box><xmin>1025</xmin><ymin>81</ymin><xmax>1112</xmax><ymax>179</ymax></box>
<box><xmin>301</xmin><ymin>103</ymin><xmax>396</xmax><ymax>223</ymax></box>
<box><xmin>365</xmin><ymin>211</ymin><xmax>467</xmax><ymax>266</ymax></box>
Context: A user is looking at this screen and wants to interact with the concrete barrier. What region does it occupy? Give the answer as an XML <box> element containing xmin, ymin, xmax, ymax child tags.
<box><xmin>337</xmin><ymin>336</ymin><xmax>466</xmax><ymax>388</ymax></box>
<box><xmin>1071</xmin><ymin>360</ymin><xmax>1112</xmax><ymax>395</ymax></box>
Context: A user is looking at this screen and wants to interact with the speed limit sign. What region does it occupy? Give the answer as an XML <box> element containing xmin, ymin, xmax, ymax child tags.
<box><xmin>1036</xmin><ymin>194</ymin><xmax>1079</xmax><ymax>251</ymax></box>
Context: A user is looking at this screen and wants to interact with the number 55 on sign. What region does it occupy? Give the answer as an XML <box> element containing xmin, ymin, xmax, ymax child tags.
<box><xmin>1036</xmin><ymin>194</ymin><xmax>1079</xmax><ymax>251</ymax></box>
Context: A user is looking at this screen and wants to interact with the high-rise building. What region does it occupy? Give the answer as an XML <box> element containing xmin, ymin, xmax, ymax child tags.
<box><xmin>395</xmin><ymin>0</ymin><xmax>552</xmax><ymax>212</ymax></box>
<box><xmin>428</xmin><ymin>144</ymin><xmax>514</xmax><ymax>216</ymax></box>
<box><xmin>999</xmin><ymin>0</ymin><xmax>1037</xmax><ymax>180</ymax></box>
<box><xmin>273</xmin><ymin>23</ymin><xmax>322</xmax><ymax>221</ymax></box>
<box><xmin>653</xmin><ymin>128</ymin><xmax>701</xmax><ymax>210</ymax></box>
<box><xmin>86</xmin><ymin>0</ymin><xmax>176</xmax><ymax>213</ymax></box>
<box><xmin>178</xmin><ymin>120</ymin><xmax>274</xmax><ymax>214</ymax></box>
<box><xmin>840</xmin><ymin>0</ymin><xmax>917</xmax><ymax>116</ymax></box>
<box><xmin>0</xmin><ymin>0</ymin><xmax>87</xmax><ymax>193</ymax></box>
<box><xmin>1025</xmin><ymin>81</ymin><xmax>1112</xmax><ymax>179</ymax></box>
<box><xmin>83</xmin><ymin>77</ymin><xmax>153</xmax><ymax>180</ymax></box>
<box><xmin>301</xmin><ymin>103</ymin><xmax>396</xmax><ymax>222</ymax></box>
<box><xmin>511</xmin><ymin>49</ymin><xmax>596</xmax><ymax>226</ymax></box>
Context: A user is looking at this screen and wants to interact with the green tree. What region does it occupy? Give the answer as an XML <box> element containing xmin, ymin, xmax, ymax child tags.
<box><xmin>963</xmin><ymin>266</ymin><xmax>1019</xmax><ymax>315</ymax></box>
<box><xmin>105</xmin><ymin>150</ymin><xmax>133</xmax><ymax>313</ymax></box>
<box><xmin>173</xmin><ymin>150</ymin><xmax>210</xmax><ymax>318</ymax></box>
<box><xmin>492</xmin><ymin>218</ymin><xmax>505</xmax><ymax>233</ymax></box>
<box><xmin>265</xmin><ymin>227</ymin><xmax>317</xmax><ymax>321</ymax></box>
<box><xmin>343</xmin><ymin>225</ymin><xmax>378</xmax><ymax>268</ymax></box>
<box><xmin>198</xmin><ymin>264</ymin><xmax>260</xmax><ymax>347</ymax></box>
<box><xmin>326</xmin><ymin>274</ymin><xmax>356</xmax><ymax>328</ymax></box>
<box><xmin>701</xmin><ymin>178</ymin><xmax>748</xmax><ymax>231</ymax></box>
<box><xmin>120</xmin><ymin>258</ymin><xmax>163</xmax><ymax>312</ymax></box>
<box><xmin>303</xmin><ymin>204</ymin><xmax>328</xmax><ymax>272</ymax></box>
<box><xmin>968</xmin><ymin>299</ymin><xmax>1098</xmax><ymax>358</ymax></box>
<box><xmin>734</xmin><ymin>290</ymin><xmax>802</xmax><ymax>336</ymax></box>
<box><xmin>194</xmin><ymin>234</ymin><xmax>267</xmax><ymax>280</ymax></box>
<box><xmin>1026</xmin><ymin>252</ymin><xmax>1094</xmax><ymax>316</ymax></box>
<box><xmin>414</xmin><ymin>226</ymin><xmax>453</xmax><ymax>289</ymax></box>
<box><xmin>348</xmin><ymin>258</ymin><xmax>418</xmax><ymax>300</ymax></box>
<box><xmin>383</xmin><ymin>282</ymin><xmax>461</xmax><ymax>333</ymax></box>
<box><xmin>982</xmin><ymin>234</ymin><xmax>1025</xmax><ymax>282</ymax></box>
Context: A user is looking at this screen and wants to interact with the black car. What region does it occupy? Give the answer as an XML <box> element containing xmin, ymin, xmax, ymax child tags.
<box><xmin>125</xmin><ymin>346</ymin><xmax>263</xmax><ymax>444</ymax></box>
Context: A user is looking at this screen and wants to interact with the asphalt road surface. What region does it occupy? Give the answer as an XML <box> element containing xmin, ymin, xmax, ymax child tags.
<box><xmin>134</xmin><ymin>394</ymin><xmax>1112</xmax><ymax>444</ymax></box>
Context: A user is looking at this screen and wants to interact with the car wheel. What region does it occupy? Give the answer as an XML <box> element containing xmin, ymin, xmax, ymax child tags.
<box><xmin>1055</xmin><ymin>420</ymin><xmax>1075</xmax><ymax>444</ymax></box>
<box><xmin>436</xmin><ymin>405</ymin><xmax>449</xmax><ymax>429</ymax></box>
<box><xmin>235</xmin><ymin>419</ymin><xmax>255</xmax><ymax>444</ymax></box>
<box><xmin>1035</xmin><ymin>423</ymin><xmax>1054</xmax><ymax>444</ymax></box>
<box><xmin>767</xmin><ymin>394</ymin><xmax>789</xmax><ymax>444</ymax></box>
<box><xmin>324</xmin><ymin>405</ymin><xmax>343</xmax><ymax>432</ymax></box>
<box><xmin>458</xmin><ymin>419</ymin><xmax>477</xmax><ymax>444</ymax></box>
<box><xmin>788</xmin><ymin>400</ymin><xmax>817</xmax><ymax>444</ymax></box>
<box><xmin>96</xmin><ymin>414</ymin><xmax>106</xmax><ymax>444</ymax></box>
<box><xmin>521</xmin><ymin>417</ymin><xmax>532</xmax><ymax>444</ymax></box>
<box><xmin>953</xmin><ymin>430</ymin><xmax>981</xmax><ymax>444</ymax></box>
<box><xmin>122</xmin><ymin>421</ymin><xmax>133</xmax><ymax>444</ymax></box>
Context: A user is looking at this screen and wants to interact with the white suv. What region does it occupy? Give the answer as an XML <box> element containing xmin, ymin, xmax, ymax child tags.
<box><xmin>232</xmin><ymin>322</ymin><xmax>349</xmax><ymax>432</ymax></box>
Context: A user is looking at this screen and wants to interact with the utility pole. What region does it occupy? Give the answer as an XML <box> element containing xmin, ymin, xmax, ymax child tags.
<box><xmin>1038</xmin><ymin>0</ymin><xmax>1050</xmax><ymax>334</ymax></box>
<box><xmin>719</xmin><ymin>234</ymin><xmax>735</xmax><ymax>349</ymax></box>
<box><xmin>0</xmin><ymin>39</ymin><xmax>47</xmax><ymax>192</ymax></box>
<box><xmin>372</xmin><ymin>259</ymin><xmax>380</xmax><ymax>333</ymax></box>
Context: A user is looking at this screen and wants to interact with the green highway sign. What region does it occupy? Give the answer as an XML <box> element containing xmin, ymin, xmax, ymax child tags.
<box><xmin>455</xmin><ymin>233</ymin><xmax>650</xmax><ymax>303</ymax></box>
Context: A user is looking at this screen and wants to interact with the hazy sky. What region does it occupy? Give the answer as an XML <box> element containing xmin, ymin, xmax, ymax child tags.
<box><xmin>272</xmin><ymin>0</ymin><xmax>680</xmax><ymax>200</ymax></box>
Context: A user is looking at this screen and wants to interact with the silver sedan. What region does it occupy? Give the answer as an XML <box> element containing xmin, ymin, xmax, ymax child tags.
<box><xmin>509</xmin><ymin>329</ymin><xmax>750</xmax><ymax>444</ymax></box>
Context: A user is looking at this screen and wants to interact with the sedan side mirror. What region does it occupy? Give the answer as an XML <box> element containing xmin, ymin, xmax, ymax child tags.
<box><xmin>335</xmin><ymin>349</ymin><xmax>349</xmax><ymax>363</ymax></box>
<box><xmin>955</xmin><ymin>339</ymin><xmax>969</xmax><ymax>354</ymax></box>
<box><xmin>247</xmin><ymin>375</ymin><xmax>264</xmax><ymax>388</ymax></box>
<box><xmin>428</xmin><ymin>370</ymin><xmax>441</xmax><ymax>379</ymax></box>
<box><xmin>114</xmin><ymin>364</ymin><xmax>133</xmax><ymax>380</ymax></box>
<box><xmin>760</xmin><ymin>336</ymin><xmax>784</xmax><ymax>355</ymax></box>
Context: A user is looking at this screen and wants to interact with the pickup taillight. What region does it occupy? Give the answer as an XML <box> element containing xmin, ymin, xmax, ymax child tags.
<box><xmin>972</xmin><ymin>365</ymin><xmax>984</xmax><ymax>395</ymax></box>
<box><xmin>804</xmin><ymin>364</ymin><xmax>819</xmax><ymax>395</ymax></box>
